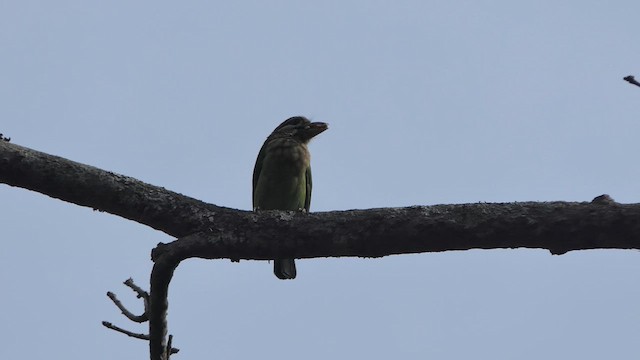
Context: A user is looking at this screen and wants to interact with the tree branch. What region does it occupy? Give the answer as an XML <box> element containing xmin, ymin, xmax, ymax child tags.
<box><xmin>150</xmin><ymin>251</ymin><xmax>180</xmax><ymax>360</ymax></box>
<box><xmin>4</xmin><ymin>140</ymin><xmax>640</xmax><ymax>360</ymax></box>
<box><xmin>144</xmin><ymin>195</ymin><xmax>640</xmax><ymax>359</ymax></box>
<box><xmin>106</xmin><ymin>278</ymin><xmax>149</xmax><ymax>323</ymax></box>
<box><xmin>147</xmin><ymin>199</ymin><xmax>639</xmax><ymax>261</ymax></box>
<box><xmin>624</xmin><ymin>75</ymin><xmax>640</xmax><ymax>88</ymax></box>
<box><xmin>0</xmin><ymin>140</ymin><xmax>238</xmax><ymax>238</ymax></box>
<box><xmin>102</xmin><ymin>321</ymin><xmax>150</xmax><ymax>340</ymax></box>
<box><xmin>104</xmin><ymin>278</ymin><xmax>179</xmax><ymax>358</ymax></box>
<box><xmin>4</xmin><ymin>140</ymin><xmax>640</xmax><ymax>259</ymax></box>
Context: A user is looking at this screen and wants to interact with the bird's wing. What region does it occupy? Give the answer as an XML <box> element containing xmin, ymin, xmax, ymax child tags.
<box><xmin>252</xmin><ymin>140</ymin><xmax>268</xmax><ymax>208</ymax></box>
<box><xmin>304</xmin><ymin>165</ymin><xmax>312</xmax><ymax>212</ymax></box>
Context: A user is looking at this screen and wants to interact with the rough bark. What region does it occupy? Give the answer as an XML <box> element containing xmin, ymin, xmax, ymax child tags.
<box><xmin>3</xmin><ymin>139</ymin><xmax>640</xmax><ymax>360</ymax></box>
<box><xmin>2</xmin><ymin>140</ymin><xmax>639</xmax><ymax>257</ymax></box>
<box><xmin>0</xmin><ymin>140</ymin><xmax>239</xmax><ymax>238</ymax></box>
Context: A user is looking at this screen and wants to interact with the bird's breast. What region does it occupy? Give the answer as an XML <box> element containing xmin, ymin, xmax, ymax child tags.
<box><xmin>266</xmin><ymin>138</ymin><xmax>310</xmax><ymax>171</ymax></box>
<box><xmin>253</xmin><ymin>138</ymin><xmax>310</xmax><ymax>210</ymax></box>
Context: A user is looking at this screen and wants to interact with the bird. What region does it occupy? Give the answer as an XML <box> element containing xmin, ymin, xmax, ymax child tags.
<box><xmin>252</xmin><ymin>116</ymin><xmax>328</xmax><ymax>279</ymax></box>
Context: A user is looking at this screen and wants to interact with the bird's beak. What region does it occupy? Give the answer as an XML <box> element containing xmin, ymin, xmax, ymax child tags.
<box><xmin>308</xmin><ymin>122</ymin><xmax>328</xmax><ymax>138</ymax></box>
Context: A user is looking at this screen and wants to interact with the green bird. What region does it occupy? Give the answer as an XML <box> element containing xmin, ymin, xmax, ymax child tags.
<box><xmin>253</xmin><ymin>116</ymin><xmax>328</xmax><ymax>280</ymax></box>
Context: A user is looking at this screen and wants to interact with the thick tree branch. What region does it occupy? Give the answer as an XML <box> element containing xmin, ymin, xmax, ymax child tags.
<box><xmin>4</xmin><ymin>140</ymin><xmax>640</xmax><ymax>258</ymax></box>
<box><xmin>0</xmin><ymin>140</ymin><xmax>240</xmax><ymax>237</ymax></box>
<box><xmin>149</xmin><ymin>200</ymin><xmax>640</xmax><ymax>260</ymax></box>
<box><xmin>145</xmin><ymin>196</ymin><xmax>640</xmax><ymax>359</ymax></box>
<box><xmin>4</xmin><ymin>140</ymin><xmax>640</xmax><ymax>360</ymax></box>
<box><xmin>150</xmin><ymin>252</ymin><xmax>180</xmax><ymax>360</ymax></box>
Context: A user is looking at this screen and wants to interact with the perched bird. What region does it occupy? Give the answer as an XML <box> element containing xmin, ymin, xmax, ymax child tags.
<box><xmin>253</xmin><ymin>116</ymin><xmax>328</xmax><ymax>279</ymax></box>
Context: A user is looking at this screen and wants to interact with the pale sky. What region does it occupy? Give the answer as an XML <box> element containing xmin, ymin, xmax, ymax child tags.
<box><xmin>2</xmin><ymin>1</ymin><xmax>640</xmax><ymax>359</ymax></box>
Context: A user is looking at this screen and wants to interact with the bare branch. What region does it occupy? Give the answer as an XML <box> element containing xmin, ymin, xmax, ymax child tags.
<box><xmin>624</xmin><ymin>75</ymin><xmax>640</xmax><ymax>88</ymax></box>
<box><xmin>146</xmin><ymin>195</ymin><xmax>640</xmax><ymax>359</ymax></box>
<box><xmin>150</xmin><ymin>252</ymin><xmax>180</xmax><ymax>360</ymax></box>
<box><xmin>4</xmin><ymin>137</ymin><xmax>640</xmax><ymax>360</ymax></box>
<box><xmin>106</xmin><ymin>278</ymin><xmax>149</xmax><ymax>323</ymax></box>
<box><xmin>0</xmin><ymin>140</ymin><xmax>237</xmax><ymax>238</ymax></box>
<box><xmin>105</xmin><ymin>277</ymin><xmax>180</xmax><ymax>359</ymax></box>
<box><xmin>124</xmin><ymin>278</ymin><xmax>149</xmax><ymax>302</ymax></box>
<box><xmin>166</xmin><ymin>334</ymin><xmax>177</xmax><ymax>358</ymax></box>
<box><xmin>4</xmin><ymin>140</ymin><xmax>640</xmax><ymax>261</ymax></box>
<box><xmin>102</xmin><ymin>321</ymin><xmax>149</xmax><ymax>340</ymax></box>
<box><xmin>149</xmin><ymin>200</ymin><xmax>640</xmax><ymax>262</ymax></box>
<box><xmin>101</xmin><ymin>321</ymin><xmax>180</xmax><ymax>356</ymax></box>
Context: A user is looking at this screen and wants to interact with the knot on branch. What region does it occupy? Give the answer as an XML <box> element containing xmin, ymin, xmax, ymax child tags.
<box><xmin>151</xmin><ymin>242</ymin><xmax>170</xmax><ymax>261</ymax></box>
<box><xmin>591</xmin><ymin>194</ymin><xmax>616</xmax><ymax>205</ymax></box>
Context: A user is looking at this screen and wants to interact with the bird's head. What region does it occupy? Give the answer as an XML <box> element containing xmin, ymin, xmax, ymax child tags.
<box><xmin>271</xmin><ymin>116</ymin><xmax>328</xmax><ymax>143</ymax></box>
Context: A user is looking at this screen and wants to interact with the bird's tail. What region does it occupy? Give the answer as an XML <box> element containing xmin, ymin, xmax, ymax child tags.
<box><xmin>274</xmin><ymin>259</ymin><xmax>296</xmax><ymax>280</ymax></box>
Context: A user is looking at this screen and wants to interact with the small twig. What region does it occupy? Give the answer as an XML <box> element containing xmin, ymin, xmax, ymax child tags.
<box><xmin>166</xmin><ymin>335</ymin><xmax>179</xmax><ymax>357</ymax></box>
<box><xmin>106</xmin><ymin>279</ymin><xmax>149</xmax><ymax>323</ymax></box>
<box><xmin>102</xmin><ymin>321</ymin><xmax>149</xmax><ymax>340</ymax></box>
<box><xmin>106</xmin><ymin>291</ymin><xmax>148</xmax><ymax>323</ymax></box>
<box><xmin>105</xmin><ymin>278</ymin><xmax>179</xmax><ymax>357</ymax></box>
<box><xmin>124</xmin><ymin>278</ymin><xmax>150</xmax><ymax>301</ymax></box>
<box><xmin>167</xmin><ymin>334</ymin><xmax>173</xmax><ymax>358</ymax></box>
<box><xmin>623</xmin><ymin>75</ymin><xmax>640</xmax><ymax>88</ymax></box>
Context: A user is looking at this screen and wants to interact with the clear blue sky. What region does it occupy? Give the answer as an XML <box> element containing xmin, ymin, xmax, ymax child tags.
<box><xmin>2</xmin><ymin>1</ymin><xmax>640</xmax><ymax>359</ymax></box>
